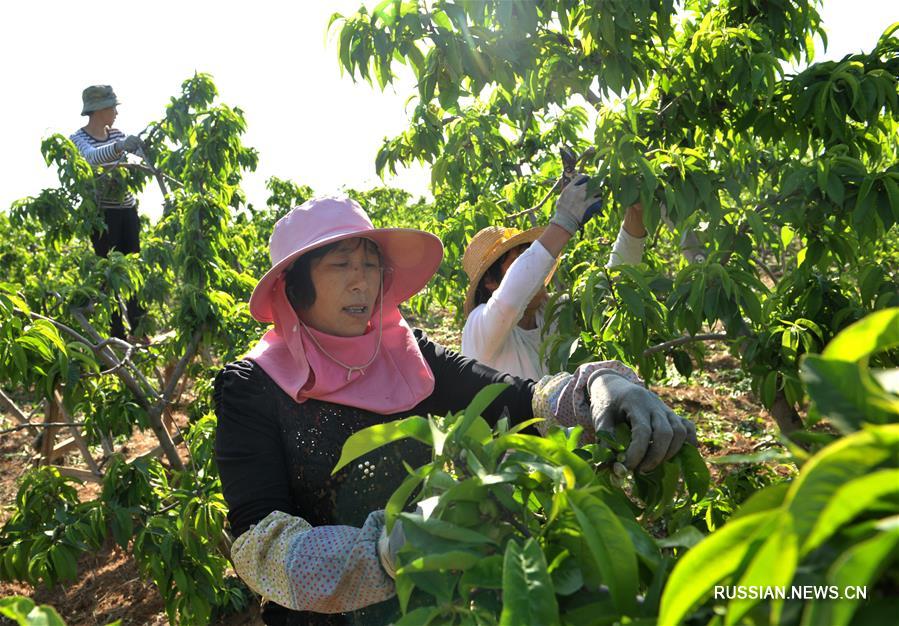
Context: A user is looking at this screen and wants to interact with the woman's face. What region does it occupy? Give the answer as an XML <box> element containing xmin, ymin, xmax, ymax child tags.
<box><xmin>298</xmin><ymin>238</ymin><xmax>382</xmax><ymax>337</ymax></box>
<box><xmin>483</xmin><ymin>244</ymin><xmax>530</xmax><ymax>292</ymax></box>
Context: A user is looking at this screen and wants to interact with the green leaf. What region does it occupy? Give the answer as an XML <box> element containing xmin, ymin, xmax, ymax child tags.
<box><xmin>659</xmin><ymin>512</ymin><xmax>774</xmax><ymax>626</ymax></box>
<box><xmin>761</xmin><ymin>370</ymin><xmax>778</xmax><ymax>408</ymax></box>
<box><xmin>801</xmin><ymin>355</ymin><xmax>898</xmax><ymax>431</ymax></box>
<box><xmin>332</xmin><ymin>416</ymin><xmax>431</xmax><ymax>475</ymax></box>
<box><xmin>731</xmin><ymin>482</ymin><xmax>790</xmax><ymax>520</ymax></box>
<box><xmin>0</xmin><ymin>596</ymin><xmax>67</xmax><ymax>626</ymax></box>
<box><xmin>825</xmin><ymin>170</ymin><xmax>844</xmax><ymax>204</ymax></box>
<box><xmin>548</xmin><ymin>551</ymin><xmax>584</xmax><ymax>596</ymax></box>
<box><xmin>780</xmin><ymin>225</ymin><xmax>795</xmax><ymax>249</ymax></box>
<box><xmin>499</xmin><ymin>538</ymin><xmax>560</xmax><ymax>626</ymax></box>
<box><xmin>672</xmin><ymin>350</ymin><xmax>693</xmax><ymax>378</ymax></box>
<box><xmin>677</xmin><ymin>444</ymin><xmax>710</xmax><ymax>498</ymax></box>
<box><xmin>781</xmin><ymin>328</ymin><xmax>799</xmax><ymax>365</ymax></box>
<box><xmin>488</xmin><ymin>434</ymin><xmax>595</xmax><ymax>487</ymax></box>
<box><xmin>656</xmin><ymin>525</ymin><xmax>705</xmax><ymax>549</ymax></box>
<box><xmin>803</xmin><ymin>525</ymin><xmax>899</xmax><ymax>626</ymax></box>
<box><xmin>392</xmin><ymin>606</ymin><xmax>443</xmax><ymax>626</ymax></box>
<box><xmin>726</xmin><ymin>514</ymin><xmax>798</xmax><ymax>625</ymax></box>
<box><xmin>453</xmin><ymin>382</ymin><xmax>509</xmax><ymax>443</ymax></box>
<box><xmin>385</xmin><ymin>467</ymin><xmax>429</xmax><ymax>532</ymax></box>
<box><xmin>822</xmin><ymin>307</ymin><xmax>899</xmax><ymax>362</ymax></box>
<box><xmin>803</xmin><ymin>469</ymin><xmax>899</xmax><ymax>553</ymax></box>
<box><xmin>785</xmin><ymin>426</ymin><xmax>899</xmax><ymax>546</ymax></box>
<box><xmin>459</xmin><ymin>554</ymin><xmax>503</xmax><ymax>601</ymax></box>
<box><xmin>400</xmin><ymin>512</ymin><xmax>496</xmax><ymax>545</ymax></box>
<box><xmin>48</xmin><ymin>544</ymin><xmax>78</xmax><ymax>582</ymax></box>
<box><xmin>617</xmin><ymin>284</ymin><xmax>645</xmax><ymax>318</ymax></box>
<box><xmin>883</xmin><ymin>176</ymin><xmax>899</xmax><ymax>219</ymax></box>
<box><xmin>397</xmin><ymin>549</ymin><xmax>482</xmax><ymax>573</ymax></box>
<box><xmin>567</xmin><ymin>491</ymin><xmax>638</xmax><ymax>614</ymax></box>
<box><xmin>16</xmin><ymin>335</ymin><xmax>53</xmax><ymax>362</ymax></box>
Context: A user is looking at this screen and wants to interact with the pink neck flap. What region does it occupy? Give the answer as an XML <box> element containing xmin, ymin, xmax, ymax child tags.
<box><xmin>245</xmin><ymin>275</ymin><xmax>435</xmax><ymax>414</ymax></box>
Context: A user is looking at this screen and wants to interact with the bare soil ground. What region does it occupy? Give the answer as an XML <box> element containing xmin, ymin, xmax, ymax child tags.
<box><xmin>0</xmin><ymin>312</ymin><xmax>789</xmax><ymax>625</ymax></box>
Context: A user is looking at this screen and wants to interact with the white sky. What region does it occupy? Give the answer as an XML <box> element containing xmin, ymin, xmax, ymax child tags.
<box><xmin>1</xmin><ymin>1</ymin><xmax>896</xmax><ymax>221</ymax></box>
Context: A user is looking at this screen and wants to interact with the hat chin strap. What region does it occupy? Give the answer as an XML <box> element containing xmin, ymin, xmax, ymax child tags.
<box><xmin>298</xmin><ymin>275</ymin><xmax>385</xmax><ymax>382</ymax></box>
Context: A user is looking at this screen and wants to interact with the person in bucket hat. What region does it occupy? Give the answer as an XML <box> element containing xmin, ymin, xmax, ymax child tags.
<box><xmin>70</xmin><ymin>85</ymin><xmax>146</xmax><ymax>339</ymax></box>
<box><xmin>213</xmin><ymin>195</ymin><xmax>696</xmax><ymax>624</ymax></box>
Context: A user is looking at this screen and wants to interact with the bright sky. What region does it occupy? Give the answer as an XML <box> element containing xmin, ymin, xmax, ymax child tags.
<box><xmin>1</xmin><ymin>1</ymin><xmax>896</xmax><ymax>221</ymax></box>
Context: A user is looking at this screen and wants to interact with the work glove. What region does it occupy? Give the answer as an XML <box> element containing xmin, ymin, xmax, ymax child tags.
<box><xmin>115</xmin><ymin>135</ymin><xmax>142</xmax><ymax>155</ymax></box>
<box><xmin>550</xmin><ymin>174</ymin><xmax>604</xmax><ymax>235</ymax></box>
<box><xmin>589</xmin><ymin>374</ymin><xmax>697</xmax><ymax>473</ymax></box>
<box><xmin>376</xmin><ymin>517</ymin><xmax>405</xmax><ymax>579</ymax></box>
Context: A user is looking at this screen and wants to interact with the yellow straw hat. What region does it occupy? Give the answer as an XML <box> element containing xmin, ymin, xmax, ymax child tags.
<box><xmin>461</xmin><ymin>225</ymin><xmax>560</xmax><ymax>317</ymax></box>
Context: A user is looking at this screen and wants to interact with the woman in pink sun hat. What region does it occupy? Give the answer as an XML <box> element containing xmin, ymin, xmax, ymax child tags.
<box><xmin>214</xmin><ymin>195</ymin><xmax>696</xmax><ymax>624</ymax></box>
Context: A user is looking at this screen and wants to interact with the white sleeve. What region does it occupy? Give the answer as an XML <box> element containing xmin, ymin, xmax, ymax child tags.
<box><xmin>461</xmin><ymin>240</ymin><xmax>556</xmax><ymax>363</ymax></box>
<box><xmin>605</xmin><ymin>225</ymin><xmax>647</xmax><ymax>268</ymax></box>
<box><xmin>70</xmin><ymin>132</ymin><xmax>120</xmax><ymax>166</ymax></box>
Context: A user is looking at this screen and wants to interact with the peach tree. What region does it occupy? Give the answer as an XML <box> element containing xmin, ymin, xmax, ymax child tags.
<box><xmin>332</xmin><ymin>0</ymin><xmax>899</xmax><ymax>433</ymax></box>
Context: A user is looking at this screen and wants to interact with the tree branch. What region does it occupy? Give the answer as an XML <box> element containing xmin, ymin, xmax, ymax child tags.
<box><xmin>53</xmin><ymin>391</ymin><xmax>102</xmax><ymax>477</ymax></box>
<box><xmin>642</xmin><ymin>333</ymin><xmax>730</xmax><ymax>357</ymax></box>
<box><xmin>1</xmin><ymin>421</ymin><xmax>85</xmax><ymax>434</ymax></box>
<box><xmin>505</xmin><ymin>147</ymin><xmax>596</xmax><ymax>221</ymax></box>
<box><xmin>68</xmin><ymin>309</ymin><xmax>185</xmax><ymax>470</ymax></box>
<box><xmin>751</xmin><ymin>255</ymin><xmax>779</xmax><ymax>284</ymax></box>
<box><xmin>0</xmin><ymin>388</ymin><xmax>39</xmax><ymax>435</ymax></box>
<box><xmin>161</xmin><ymin>330</ymin><xmax>202</xmax><ymax>405</ymax></box>
<box><xmin>68</xmin><ymin>310</ymin><xmax>156</xmax><ymax>407</ymax></box>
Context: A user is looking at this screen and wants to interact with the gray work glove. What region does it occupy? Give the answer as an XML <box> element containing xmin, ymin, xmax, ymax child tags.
<box><xmin>377</xmin><ymin>516</ymin><xmax>405</xmax><ymax>579</ymax></box>
<box><xmin>115</xmin><ymin>135</ymin><xmax>142</xmax><ymax>155</ymax></box>
<box><xmin>550</xmin><ymin>174</ymin><xmax>604</xmax><ymax>235</ymax></box>
<box><xmin>589</xmin><ymin>374</ymin><xmax>697</xmax><ymax>472</ymax></box>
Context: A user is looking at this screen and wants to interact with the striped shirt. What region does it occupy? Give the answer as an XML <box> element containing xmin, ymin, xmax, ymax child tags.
<box><xmin>69</xmin><ymin>128</ymin><xmax>137</xmax><ymax>209</ymax></box>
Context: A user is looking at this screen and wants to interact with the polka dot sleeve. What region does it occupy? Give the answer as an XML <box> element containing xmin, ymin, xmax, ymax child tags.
<box><xmin>532</xmin><ymin>361</ymin><xmax>642</xmax><ymax>441</ymax></box>
<box><xmin>231</xmin><ymin>509</ymin><xmax>395</xmax><ymax>614</ymax></box>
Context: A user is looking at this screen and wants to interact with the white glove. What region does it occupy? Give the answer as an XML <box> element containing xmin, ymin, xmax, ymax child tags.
<box><xmin>589</xmin><ymin>374</ymin><xmax>697</xmax><ymax>472</ymax></box>
<box><xmin>550</xmin><ymin>174</ymin><xmax>604</xmax><ymax>234</ymax></box>
<box><xmin>377</xmin><ymin>517</ymin><xmax>405</xmax><ymax>579</ymax></box>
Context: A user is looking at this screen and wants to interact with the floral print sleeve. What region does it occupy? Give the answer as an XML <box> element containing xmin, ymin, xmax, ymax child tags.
<box><xmin>531</xmin><ymin>361</ymin><xmax>642</xmax><ymax>441</ymax></box>
<box><xmin>230</xmin><ymin>509</ymin><xmax>394</xmax><ymax>614</ymax></box>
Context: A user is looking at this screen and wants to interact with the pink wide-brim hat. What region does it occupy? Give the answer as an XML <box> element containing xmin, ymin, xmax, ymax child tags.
<box><xmin>249</xmin><ymin>196</ymin><xmax>444</xmax><ymax>323</ymax></box>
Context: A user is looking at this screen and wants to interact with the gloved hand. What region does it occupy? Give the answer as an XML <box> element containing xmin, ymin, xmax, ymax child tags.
<box><xmin>115</xmin><ymin>135</ymin><xmax>142</xmax><ymax>155</ymax></box>
<box><xmin>376</xmin><ymin>517</ymin><xmax>405</xmax><ymax>579</ymax></box>
<box><xmin>589</xmin><ymin>374</ymin><xmax>697</xmax><ymax>472</ymax></box>
<box><xmin>550</xmin><ymin>174</ymin><xmax>604</xmax><ymax>235</ymax></box>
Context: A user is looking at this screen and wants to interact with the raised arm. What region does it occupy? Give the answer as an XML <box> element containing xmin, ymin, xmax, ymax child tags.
<box><xmin>461</xmin><ymin>237</ymin><xmax>558</xmax><ymax>362</ymax></box>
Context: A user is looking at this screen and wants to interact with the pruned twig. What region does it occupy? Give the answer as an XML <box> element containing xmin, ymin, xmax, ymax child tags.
<box><xmin>505</xmin><ymin>147</ymin><xmax>596</xmax><ymax>221</ymax></box>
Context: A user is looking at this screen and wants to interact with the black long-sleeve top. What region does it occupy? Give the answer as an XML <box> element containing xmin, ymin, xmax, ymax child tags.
<box><xmin>213</xmin><ymin>329</ymin><xmax>534</xmax><ymax>625</ymax></box>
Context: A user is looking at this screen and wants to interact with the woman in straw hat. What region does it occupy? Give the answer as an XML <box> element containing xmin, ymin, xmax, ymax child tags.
<box><xmin>214</xmin><ymin>195</ymin><xmax>695</xmax><ymax>624</ymax></box>
<box><xmin>462</xmin><ymin>174</ymin><xmax>648</xmax><ymax>380</ymax></box>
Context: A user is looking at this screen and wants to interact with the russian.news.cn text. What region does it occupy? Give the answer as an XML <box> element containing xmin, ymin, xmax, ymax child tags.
<box><xmin>714</xmin><ymin>586</ymin><xmax>867</xmax><ymax>601</ymax></box>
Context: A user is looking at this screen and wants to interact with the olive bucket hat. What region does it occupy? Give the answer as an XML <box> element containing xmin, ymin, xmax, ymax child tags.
<box><xmin>81</xmin><ymin>85</ymin><xmax>120</xmax><ymax>116</ymax></box>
